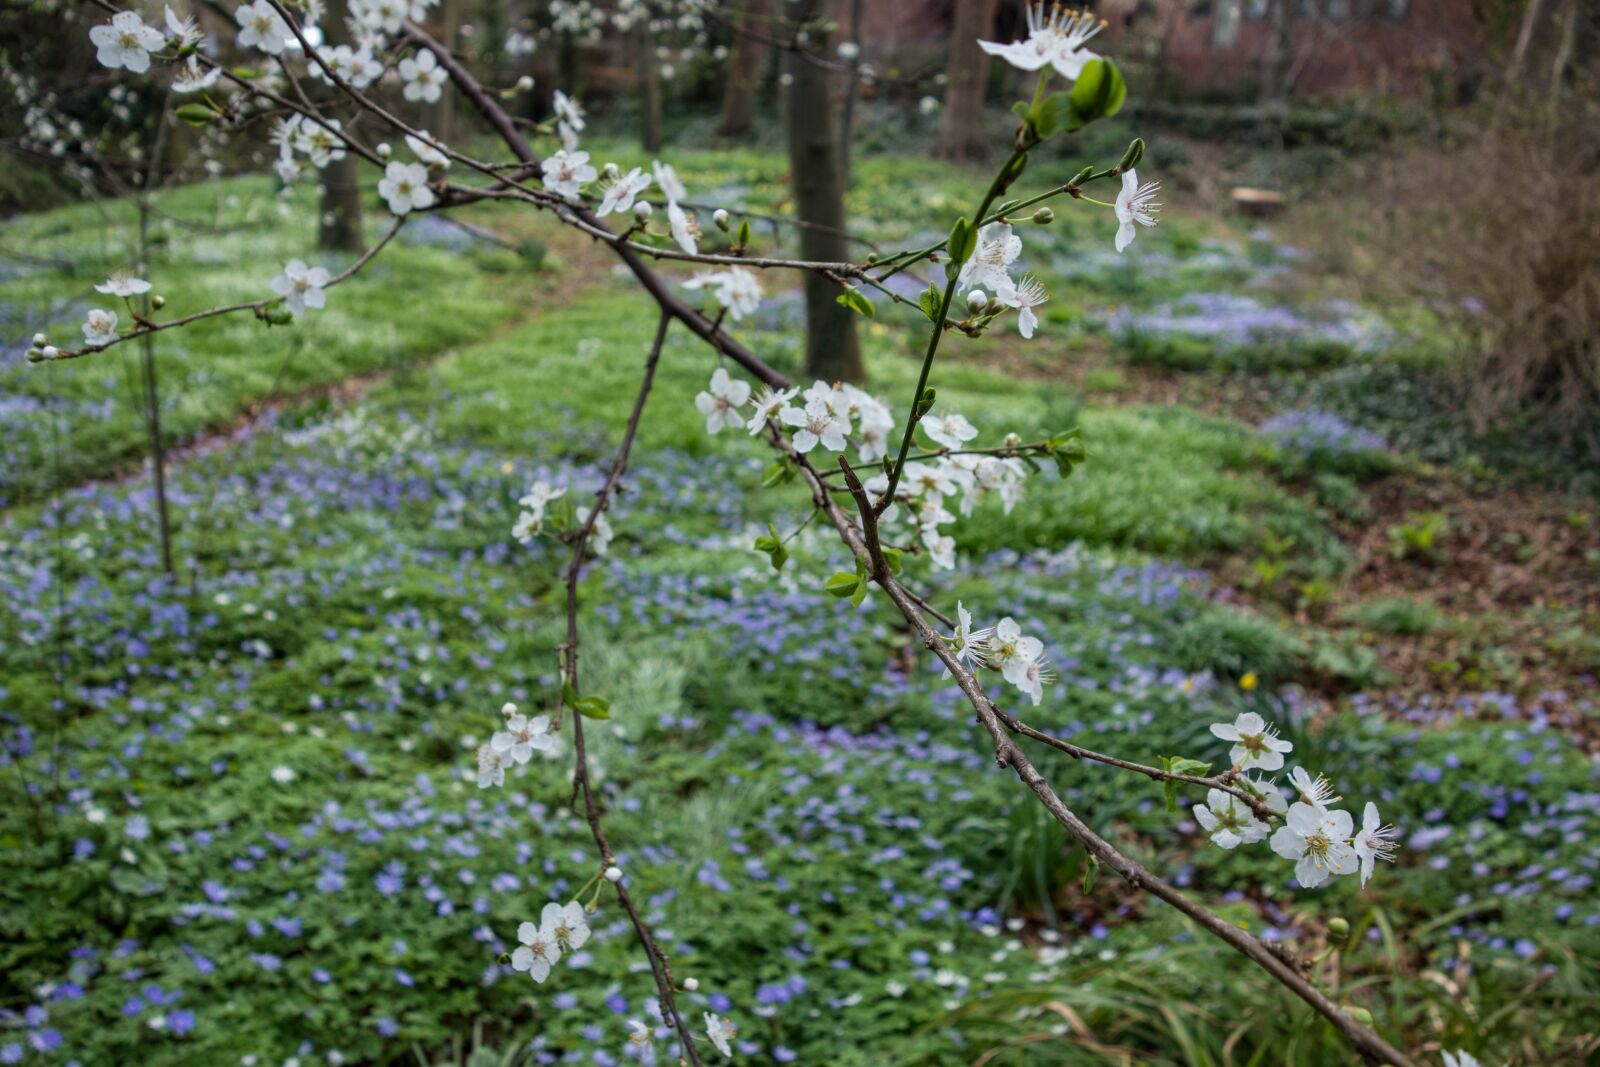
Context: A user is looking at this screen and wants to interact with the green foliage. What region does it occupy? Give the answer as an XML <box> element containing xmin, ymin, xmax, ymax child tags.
<box><xmin>1342</xmin><ymin>596</ymin><xmax>1445</xmax><ymax>636</ymax></box>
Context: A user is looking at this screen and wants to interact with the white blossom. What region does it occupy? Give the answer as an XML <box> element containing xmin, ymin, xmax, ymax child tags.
<box><xmin>942</xmin><ymin>602</ymin><xmax>990</xmax><ymax>676</ymax></box>
<box><xmin>977</xmin><ymin>3</ymin><xmax>1103</xmax><ymax>81</ymax></box>
<box><xmin>683</xmin><ymin>267</ymin><xmax>762</xmax><ymax>321</ymax></box>
<box><xmin>996</xmin><ymin>274</ymin><xmax>1048</xmax><ymax>339</ymax></box>
<box><xmin>703</xmin><ymin>1013</ymin><xmax>736</xmax><ymax>1057</ymax></box>
<box><xmin>82</xmin><ymin>308</ymin><xmax>119</xmax><ymax>346</ymax></box>
<box><xmin>95</xmin><ymin>272</ymin><xmax>151</xmax><ymax>298</ymax></box>
<box><xmin>1270</xmin><ymin>802</ymin><xmax>1358</xmax><ymax>888</ymax></box>
<box><xmin>490</xmin><ymin>713</ymin><xmax>554</xmax><ymax>765</ymax></box>
<box><xmin>236</xmin><ymin>0</ymin><xmax>294</xmax><ymax>55</ymax></box>
<box><xmin>511</xmin><ymin>920</ymin><xmax>561</xmax><ymax>983</ymax></box>
<box><xmin>780</xmin><ymin>399</ymin><xmax>848</xmax><ymax>454</ymax></box>
<box><xmin>597</xmin><ymin>166</ymin><xmax>652</xmax><ymax>217</ymax></box>
<box><xmin>921</xmin><ymin>411</ymin><xmax>978</xmax><ymax>451</ymax></box>
<box><xmin>1209</xmin><ymin>711</ymin><xmax>1292</xmax><ymax>772</ymax></box>
<box><xmin>577</xmin><ymin>507</ymin><xmax>613</xmax><ymax>556</ymax></box>
<box><xmin>1114</xmin><ymin>169</ymin><xmax>1162</xmax><ymax>253</ymax></box>
<box><xmin>1286</xmin><ymin>766</ymin><xmax>1337</xmax><ymax>809</ymax></box>
<box><xmin>541</xmin><ymin>900</ymin><xmax>590</xmax><ymax>951</ymax></box>
<box><xmin>1352</xmin><ymin>801</ymin><xmax>1398</xmax><ymax>886</ymax></box>
<box><xmin>1193</xmin><ymin>789</ymin><xmax>1269</xmax><ymax>849</ymax></box>
<box><xmin>269</xmin><ymin>260</ymin><xmax>330</xmax><ymax>314</ymax></box>
<box><xmin>541</xmin><ymin>149</ymin><xmax>597</xmax><ymax>202</ymax></box>
<box><xmin>694</xmin><ymin>368</ymin><xmax>751</xmax><ymax>434</ymax></box>
<box><xmin>745</xmin><ymin>385</ymin><xmax>798</xmax><ymax>435</ymax></box>
<box><xmin>405</xmin><ymin>130</ymin><xmax>450</xmax><ymax>169</ymax></box>
<box><xmin>164</xmin><ymin>6</ymin><xmax>202</xmax><ymax>47</ymax></box>
<box><xmin>476</xmin><ymin>744</ymin><xmax>508</xmax><ymax>788</ymax></box>
<box><xmin>552</xmin><ymin>90</ymin><xmax>585</xmax><ymax>149</ymax></box>
<box><xmin>90</xmin><ymin>11</ymin><xmax>165</xmax><ymax>73</ymax></box>
<box><xmin>171</xmin><ymin>55</ymin><xmax>222</xmax><ymax>94</ymax></box>
<box><xmin>399</xmin><ymin>49</ymin><xmax>445</xmax><ymax>103</ymax></box>
<box><xmin>956</xmin><ymin>222</ymin><xmax>1022</xmax><ymax>294</ymax></box>
<box><xmin>986</xmin><ymin>617</ymin><xmax>1048</xmax><ymax>704</ymax></box>
<box><xmin>378</xmin><ymin>161</ymin><xmax>436</xmax><ymax>215</ymax></box>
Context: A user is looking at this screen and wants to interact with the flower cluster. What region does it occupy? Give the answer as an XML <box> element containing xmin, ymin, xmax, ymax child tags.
<box><xmin>511</xmin><ymin>480</ymin><xmax>566</xmax><ymax>543</ymax></box>
<box><xmin>509</xmin><ymin>900</ymin><xmax>590</xmax><ymax>984</ymax></box>
<box><xmin>475</xmin><ymin>702</ymin><xmax>555</xmax><ymax>788</ymax></box>
<box><xmin>940</xmin><ymin>606</ymin><xmax>1054</xmax><ymax>705</ymax></box>
<box><xmin>958</xmin><ymin>223</ymin><xmax>1052</xmax><ymax>338</ymax></box>
<box><xmin>1196</xmin><ymin>712</ymin><xmax>1399</xmax><ymax>888</ymax></box>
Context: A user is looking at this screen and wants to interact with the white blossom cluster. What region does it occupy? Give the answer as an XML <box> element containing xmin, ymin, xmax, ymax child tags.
<box><xmin>1197</xmin><ymin>712</ymin><xmax>1398</xmax><ymax>889</ymax></box>
<box><xmin>474</xmin><ymin>701</ymin><xmax>555</xmax><ymax>788</ymax></box>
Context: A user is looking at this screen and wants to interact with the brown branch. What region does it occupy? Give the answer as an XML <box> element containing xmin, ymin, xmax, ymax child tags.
<box><xmin>558</xmin><ymin>311</ymin><xmax>703</xmax><ymax>1066</ymax></box>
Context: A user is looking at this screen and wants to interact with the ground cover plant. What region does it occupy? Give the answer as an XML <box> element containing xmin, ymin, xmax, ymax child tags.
<box><xmin>3</xmin><ymin>3</ymin><xmax>1598</xmax><ymax>1066</ymax></box>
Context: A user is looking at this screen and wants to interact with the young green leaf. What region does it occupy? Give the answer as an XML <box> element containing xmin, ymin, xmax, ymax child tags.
<box><xmin>835</xmin><ymin>286</ymin><xmax>875</xmax><ymax>319</ymax></box>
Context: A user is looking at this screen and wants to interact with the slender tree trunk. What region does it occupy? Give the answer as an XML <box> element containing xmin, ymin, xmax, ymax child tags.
<box><xmin>1259</xmin><ymin>0</ymin><xmax>1297</xmax><ymax>105</ymax></box>
<box><xmin>1506</xmin><ymin>0</ymin><xmax>1548</xmax><ymax>81</ymax></box>
<box><xmin>319</xmin><ymin>0</ymin><xmax>363</xmax><ymax>251</ymax></box>
<box><xmin>837</xmin><ymin>0</ymin><xmax>864</xmax><ymax>184</ymax></box>
<box><xmin>638</xmin><ymin>23</ymin><xmax>663</xmax><ymax>153</ymax></box>
<box><xmin>936</xmin><ymin>0</ymin><xmax>1001</xmax><ymax>161</ymax></box>
<box><xmin>783</xmin><ymin>0</ymin><xmax>862</xmax><ymax>383</ymax></box>
<box><xmin>135</xmin><ymin>198</ymin><xmax>174</xmax><ymax>577</ymax></box>
<box><xmin>717</xmin><ymin>0</ymin><xmax>769</xmax><ymax>137</ymax></box>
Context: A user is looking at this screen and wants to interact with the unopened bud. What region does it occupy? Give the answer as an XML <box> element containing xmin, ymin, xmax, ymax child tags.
<box><xmin>683</xmin><ymin>977</ymin><xmax>699</xmax><ymax>991</ymax></box>
<box><xmin>1069</xmin><ymin>165</ymin><xmax>1094</xmax><ymax>187</ymax></box>
<box><xmin>1119</xmin><ymin>137</ymin><xmax>1145</xmax><ymax>173</ymax></box>
<box><xmin>965</xmin><ymin>289</ymin><xmax>987</xmax><ymax>314</ymax></box>
<box><xmin>1032</xmin><ymin>207</ymin><xmax>1054</xmax><ymax>225</ymax></box>
<box><xmin>836</xmin><ymin>41</ymin><xmax>860</xmax><ymax>61</ymax></box>
<box><xmin>633</xmin><ymin>200</ymin><xmax>653</xmax><ymax>222</ymax></box>
<box><xmin>603</xmin><ymin>865</ymin><xmax>623</xmax><ymax>883</ymax></box>
<box><xmin>712</xmin><ymin>208</ymin><xmax>730</xmax><ymax>231</ymax></box>
<box><xmin>376</xmin><ymin>143</ymin><xmax>392</xmax><ymax>159</ymax></box>
<box><xmin>501</xmin><ymin>702</ymin><xmax>518</xmax><ymax>719</ymax></box>
<box><xmin>32</xmin><ymin>332</ymin><xmax>47</xmax><ymax>346</ymax></box>
<box><xmin>1004</xmin><ymin>432</ymin><xmax>1022</xmax><ymax>449</ymax></box>
<box><xmin>264</xmin><ymin>307</ymin><xmax>294</xmax><ymax>325</ymax></box>
<box><xmin>25</xmin><ymin>347</ymin><xmax>44</xmax><ymax>362</ymax></box>
<box><xmin>152</xmin><ymin>294</ymin><xmax>166</xmax><ymax>310</ymax></box>
<box><xmin>1341</xmin><ymin>1005</ymin><xmax>1372</xmax><ymax>1026</ymax></box>
<box><xmin>1326</xmin><ymin>916</ymin><xmax>1350</xmax><ymax>947</ymax></box>
<box><xmin>602</xmin><ymin>162</ymin><xmax>619</xmax><ymax>180</ymax></box>
<box><xmin>514</xmin><ymin>75</ymin><xmax>534</xmax><ymax>92</ymax></box>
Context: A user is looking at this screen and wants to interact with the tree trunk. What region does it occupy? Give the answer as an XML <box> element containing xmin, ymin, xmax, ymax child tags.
<box><xmin>837</xmin><ymin>0</ymin><xmax>864</xmax><ymax>184</ymax></box>
<box><xmin>1258</xmin><ymin>0</ymin><xmax>1298</xmax><ymax>106</ymax></box>
<box><xmin>717</xmin><ymin>0</ymin><xmax>769</xmax><ymax>137</ymax></box>
<box><xmin>318</xmin><ymin>0</ymin><xmax>362</xmax><ymax>251</ymax></box>
<box><xmin>783</xmin><ymin>0</ymin><xmax>862</xmax><ymax>383</ymax></box>
<box><xmin>638</xmin><ymin>23</ymin><xmax>663</xmax><ymax>153</ymax></box>
<box><xmin>935</xmin><ymin>0</ymin><xmax>1001</xmax><ymax>162</ymax></box>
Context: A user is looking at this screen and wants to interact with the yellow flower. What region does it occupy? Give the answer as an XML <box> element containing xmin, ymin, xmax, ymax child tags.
<box><xmin>1240</xmin><ymin>672</ymin><xmax>1259</xmax><ymax>692</ymax></box>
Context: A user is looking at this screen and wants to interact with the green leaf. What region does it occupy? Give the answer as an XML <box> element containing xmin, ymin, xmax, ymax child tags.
<box><xmin>835</xmin><ymin>286</ymin><xmax>875</xmax><ymax>319</ymax></box>
<box><xmin>1067</xmin><ymin>57</ymin><xmax>1127</xmax><ymax>128</ymax></box>
<box><xmin>755</xmin><ymin>523</ymin><xmax>788</xmax><ymax>570</ymax></box>
<box><xmin>574</xmin><ymin>695</ymin><xmax>610</xmax><ymax>720</ymax></box>
<box><xmin>918</xmin><ymin>282</ymin><xmax>942</xmax><ymax>323</ymax></box>
<box><xmin>174</xmin><ymin>103</ymin><xmax>216</xmax><ymax>127</ymax></box>
<box><xmin>945</xmin><ymin>217</ymin><xmax>976</xmax><ymax>278</ymax></box>
<box><xmin>1030</xmin><ymin>91</ymin><xmax>1074</xmax><ymax>138</ymax></box>
<box><xmin>735</xmin><ymin>219</ymin><xmax>751</xmax><ymax>247</ymax></box>
<box><xmin>880</xmin><ymin>547</ymin><xmax>902</xmax><ymax>576</ymax></box>
<box><xmin>1158</xmin><ymin>756</ymin><xmax>1213</xmax><ymax>811</ymax></box>
<box><xmin>849</xmin><ymin>575</ymin><xmax>869</xmax><ymax>608</ymax></box>
<box><xmin>1082</xmin><ymin>853</ymin><xmax>1100</xmax><ymax>894</ymax></box>
<box><xmin>761</xmin><ymin>459</ymin><xmax>795</xmax><ymax>488</ymax></box>
<box><xmin>824</xmin><ymin>572</ymin><xmax>860</xmax><ymax>598</ymax></box>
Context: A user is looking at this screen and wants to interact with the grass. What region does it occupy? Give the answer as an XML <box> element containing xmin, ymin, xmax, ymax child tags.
<box><xmin>0</xmin><ymin>177</ymin><xmax>538</xmax><ymax>506</ymax></box>
<box><xmin>2</xmin><ymin>147</ymin><xmax>1597</xmax><ymax>1067</ymax></box>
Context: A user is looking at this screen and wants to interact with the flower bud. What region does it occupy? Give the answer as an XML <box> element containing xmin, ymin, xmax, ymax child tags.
<box><xmin>42</xmin><ymin>345</ymin><xmax>59</xmax><ymax>359</ymax></box>
<box><xmin>1032</xmin><ymin>207</ymin><xmax>1054</xmax><ymax>225</ymax></box>
<box><xmin>1119</xmin><ymin>137</ymin><xmax>1145</xmax><ymax>173</ymax></box>
<box><xmin>836</xmin><ymin>41</ymin><xmax>860</xmax><ymax>61</ymax></box>
<box><xmin>25</xmin><ymin>347</ymin><xmax>43</xmax><ymax>362</ymax></box>
<box><xmin>32</xmin><ymin>333</ymin><xmax>47</xmax><ymax>346</ymax></box>
<box><xmin>515</xmin><ymin>75</ymin><xmax>534</xmax><ymax>92</ymax></box>
<box><xmin>603</xmin><ymin>162</ymin><xmax>619</xmax><ymax>180</ymax></box>
<box><xmin>1326</xmin><ymin>916</ymin><xmax>1350</xmax><ymax>947</ymax></box>
<box><xmin>603</xmin><ymin>865</ymin><xmax>623</xmax><ymax>883</ymax></box>
<box><xmin>1342</xmin><ymin>1005</ymin><xmax>1373</xmax><ymax>1026</ymax></box>
<box><xmin>633</xmin><ymin>200</ymin><xmax>653</xmax><ymax>222</ymax></box>
<box><xmin>501</xmin><ymin>702</ymin><xmax>518</xmax><ymax>718</ymax></box>
<box><xmin>1004</xmin><ymin>432</ymin><xmax>1022</xmax><ymax>449</ymax></box>
<box><xmin>712</xmin><ymin>208</ymin><xmax>730</xmax><ymax>231</ymax></box>
<box><xmin>683</xmin><ymin>977</ymin><xmax>699</xmax><ymax>991</ymax></box>
<box><xmin>152</xmin><ymin>294</ymin><xmax>166</xmax><ymax>310</ymax></box>
<box><xmin>376</xmin><ymin>143</ymin><xmax>392</xmax><ymax>159</ymax></box>
<box><xmin>965</xmin><ymin>289</ymin><xmax>987</xmax><ymax>314</ymax></box>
